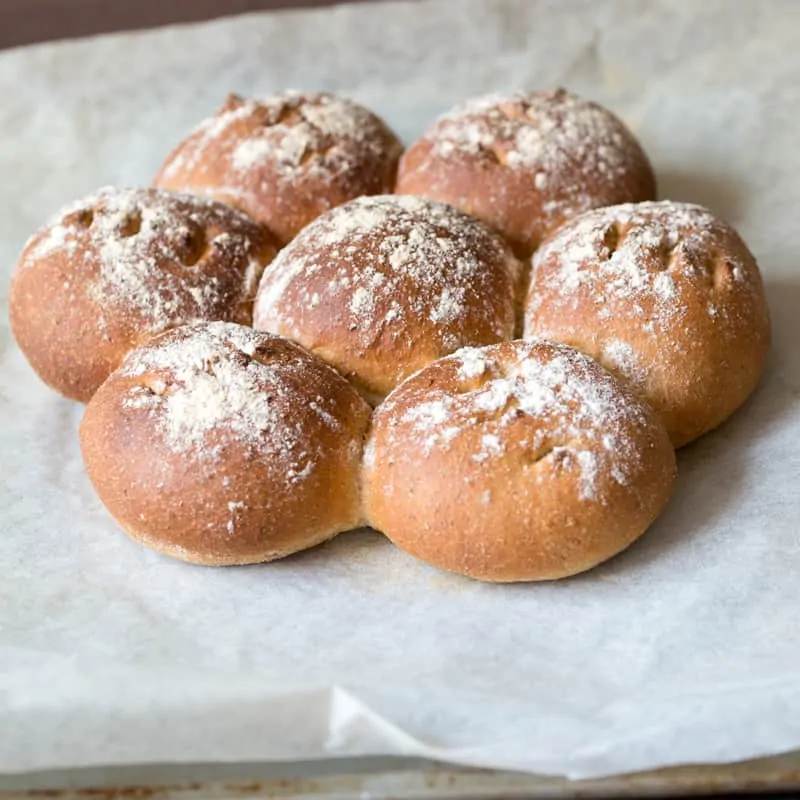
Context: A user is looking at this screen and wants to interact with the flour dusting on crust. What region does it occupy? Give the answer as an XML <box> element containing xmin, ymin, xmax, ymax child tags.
<box><xmin>254</xmin><ymin>194</ymin><xmax>519</xmax><ymax>362</ymax></box>
<box><xmin>159</xmin><ymin>91</ymin><xmax>402</xmax><ymax>188</ymax></box>
<box><xmin>524</xmin><ymin>200</ymin><xmax>763</xmax><ymax>378</ymax></box>
<box><xmin>373</xmin><ymin>340</ymin><xmax>655</xmax><ymax>502</ymax></box>
<box><xmin>402</xmin><ymin>89</ymin><xmax>652</xmax><ymax>240</ymax></box>
<box><xmin>22</xmin><ymin>187</ymin><xmax>273</xmax><ymax>333</ymax></box>
<box><xmin>120</xmin><ymin>322</ymin><xmax>354</xmax><ymax>483</ymax></box>
<box><xmin>432</xmin><ymin>90</ymin><xmax>632</xmax><ymax>175</ymax></box>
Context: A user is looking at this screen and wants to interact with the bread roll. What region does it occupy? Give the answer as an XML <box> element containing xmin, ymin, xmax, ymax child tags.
<box><xmin>9</xmin><ymin>187</ymin><xmax>278</xmax><ymax>403</ymax></box>
<box><xmin>252</xmin><ymin>194</ymin><xmax>522</xmax><ymax>403</ymax></box>
<box><xmin>154</xmin><ymin>91</ymin><xmax>403</xmax><ymax>245</ymax></box>
<box><xmin>80</xmin><ymin>321</ymin><xmax>372</xmax><ymax>566</ymax></box>
<box><xmin>523</xmin><ymin>201</ymin><xmax>771</xmax><ymax>447</ymax></box>
<box><xmin>362</xmin><ymin>339</ymin><xmax>676</xmax><ymax>582</ymax></box>
<box><xmin>396</xmin><ymin>88</ymin><xmax>655</xmax><ymax>257</ymax></box>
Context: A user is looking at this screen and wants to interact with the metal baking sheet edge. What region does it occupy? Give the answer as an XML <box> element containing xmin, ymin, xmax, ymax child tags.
<box><xmin>2</xmin><ymin>752</ymin><xmax>800</xmax><ymax>799</ymax></box>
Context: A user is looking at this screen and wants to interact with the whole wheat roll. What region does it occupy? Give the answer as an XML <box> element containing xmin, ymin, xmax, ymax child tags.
<box><xmin>523</xmin><ymin>201</ymin><xmax>771</xmax><ymax>447</ymax></box>
<box><xmin>362</xmin><ymin>339</ymin><xmax>676</xmax><ymax>583</ymax></box>
<box><xmin>154</xmin><ymin>91</ymin><xmax>404</xmax><ymax>246</ymax></box>
<box><xmin>79</xmin><ymin>321</ymin><xmax>372</xmax><ymax>566</ymax></box>
<box><xmin>396</xmin><ymin>88</ymin><xmax>655</xmax><ymax>257</ymax></box>
<box><xmin>253</xmin><ymin>194</ymin><xmax>522</xmax><ymax>403</ymax></box>
<box><xmin>9</xmin><ymin>186</ymin><xmax>278</xmax><ymax>403</ymax></box>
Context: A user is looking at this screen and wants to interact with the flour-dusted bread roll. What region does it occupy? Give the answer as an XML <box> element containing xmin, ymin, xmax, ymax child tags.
<box><xmin>80</xmin><ymin>321</ymin><xmax>372</xmax><ymax>566</ymax></box>
<box><xmin>363</xmin><ymin>340</ymin><xmax>676</xmax><ymax>582</ymax></box>
<box><xmin>154</xmin><ymin>92</ymin><xmax>404</xmax><ymax>246</ymax></box>
<box><xmin>9</xmin><ymin>187</ymin><xmax>278</xmax><ymax>403</ymax></box>
<box><xmin>253</xmin><ymin>194</ymin><xmax>522</xmax><ymax>403</ymax></box>
<box><xmin>523</xmin><ymin>201</ymin><xmax>771</xmax><ymax>447</ymax></box>
<box><xmin>396</xmin><ymin>88</ymin><xmax>655</xmax><ymax>257</ymax></box>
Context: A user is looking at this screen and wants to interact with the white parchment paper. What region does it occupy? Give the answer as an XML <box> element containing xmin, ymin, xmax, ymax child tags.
<box><xmin>1</xmin><ymin>0</ymin><xmax>800</xmax><ymax>780</ymax></box>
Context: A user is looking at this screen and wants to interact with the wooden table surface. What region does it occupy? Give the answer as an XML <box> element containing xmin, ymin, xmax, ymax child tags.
<box><xmin>0</xmin><ymin>0</ymin><xmax>359</xmax><ymax>49</ymax></box>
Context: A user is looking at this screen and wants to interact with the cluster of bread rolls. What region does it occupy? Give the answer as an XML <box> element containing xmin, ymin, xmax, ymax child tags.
<box><xmin>8</xmin><ymin>89</ymin><xmax>770</xmax><ymax>582</ymax></box>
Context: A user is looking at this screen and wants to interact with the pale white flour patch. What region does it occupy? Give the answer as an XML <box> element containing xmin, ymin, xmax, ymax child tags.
<box><xmin>379</xmin><ymin>340</ymin><xmax>653</xmax><ymax>503</ymax></box>
<box><xmin>120</xmin><ymin>322</ymin><xmax>350</xmax><ymax>488</ymax></box>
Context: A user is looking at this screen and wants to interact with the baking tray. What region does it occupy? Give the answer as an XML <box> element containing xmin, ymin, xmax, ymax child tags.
<box><xmin>3</xmin><ymin>753</ymin><xmax>800</xmax><ymax>799</ymax></box>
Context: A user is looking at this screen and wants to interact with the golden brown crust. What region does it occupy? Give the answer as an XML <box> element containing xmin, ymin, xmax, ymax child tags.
<box><xmin>253</xmin><ymin>194</ymin><xmax>522</xmax><ymax>403</ymax></box>
<box><xmin>396</xmin><ymin>88</ymin><xmax>656</xmax><ymax>257</ymax></box>
<box><xmin>153</xmin><ymin>92</ymin><xmax>404</xmax><ymax>246</ymax></box>
<box><xmin>362</xmin><ymin>340</ymin><xmax>676</xmax><ymax>582</ymax></box>
<box><xmin>79</xmin><ymin>322</ymin><xmax>372</xmax><ymax>565</ymax></box>
<box><xmin>9</xmin><ymin>186</ymin><xmax>278</xmax><ymax>403</ymax></box>
<box><xmin>523</xmin><ymin>201</ymin><xmax>771</xmax><ymax>447</ymax></box>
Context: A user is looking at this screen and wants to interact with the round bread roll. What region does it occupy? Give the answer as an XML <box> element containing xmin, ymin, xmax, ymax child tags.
<box><xmin>396</xmin><ymin>88</ymin><xmax>656</xmax><ymax>257</ymax></box>
<box><xmin>523</xmin><ymin>201</ymin><xmax>771</xmax><ymax>447</ymax></box>
<box><xmin>153</xmin><ymin>91</ymin><xmax>404</xmax><ymax>246</ymax></box>
<box><xmin>79</xmin><ymin>321</ymin><xmax>372</xmax><ymax>566</ymax></box>
<box><xmin>362</xmin><ymin>340</ymin><xmax>676</xmax><ymax>583</ymax></box>
<box><xmin>252</xmin><ymin>194</ymin><xmax>522</xmax><ymax>403</ymax></box>
<box><xmin>9</xmin><ymin>186</ymin><xmax>278</xmax><ymax>403</ymax></box>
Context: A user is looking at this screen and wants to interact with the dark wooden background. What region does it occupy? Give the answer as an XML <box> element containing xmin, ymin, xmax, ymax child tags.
<box><xmin>0</xmin><ymin>0</ymin><xmax>359</xmax><ymax>49</ymax></box>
